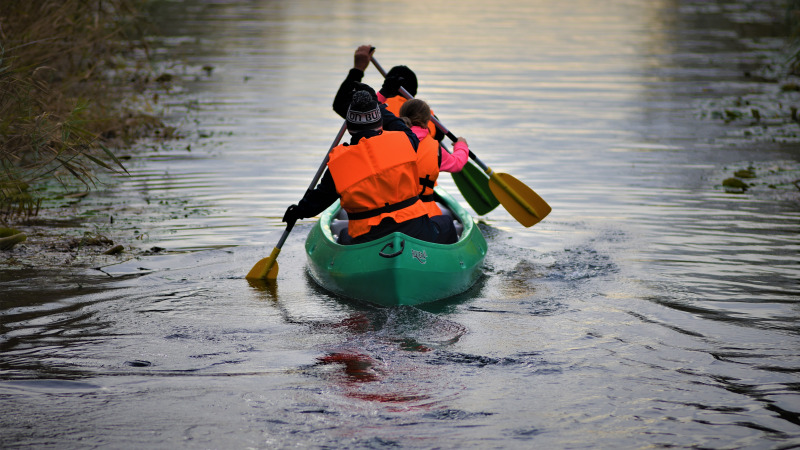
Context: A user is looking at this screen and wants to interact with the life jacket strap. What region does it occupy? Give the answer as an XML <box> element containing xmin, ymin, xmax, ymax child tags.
<box><xmin>346</xmin><ymin>196</ymin><xmax>420</xmax><ymax>220</ymax></box>
<box><xmin>420</xmin><ymin>194</ymin><xmax>436</xmax><ymax>203</ymax></box>
<box><xmin>419</xmin><ymin>174</ymin><xmax>435</xmax><ymax>189</ymax></box>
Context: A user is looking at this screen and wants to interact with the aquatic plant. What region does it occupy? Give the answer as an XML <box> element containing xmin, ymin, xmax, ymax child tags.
<box><xmin>0</xmin><ymin>0</ymin><xmax>163</xmax><ymax>218</ymax></box>
<box><xmin>788</xmin><ymin>0</ymin><xmax>800</xmax><ymax>73</ymax></box>
<box><xmin>722</xmin><ymin>177</ymin><xmax>749</xmax><ymax>192</ymax></box>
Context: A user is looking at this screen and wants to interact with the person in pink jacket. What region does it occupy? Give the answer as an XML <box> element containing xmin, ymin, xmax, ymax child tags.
<box><xmin>398</xmin><ymin>98</ymin><xmax>469</xmax><ymax>217</ymax></box>
<box><xmin>399</xmin><ymin>98</ymin><xmax>469</xmax><ymax>172</ymax></box>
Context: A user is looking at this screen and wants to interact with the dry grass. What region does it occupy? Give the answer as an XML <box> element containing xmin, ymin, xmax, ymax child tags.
<box><xmin>0</xmin><ymin>0</ymin><xmax>163</xmax><ymax>219</ymax></box>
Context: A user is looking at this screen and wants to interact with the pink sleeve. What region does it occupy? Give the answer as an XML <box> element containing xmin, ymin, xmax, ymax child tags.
<box><xmin>439</xmin><ymin>141</ymin><xmax>469</xmax><ymax>173</ymax></box>
<box><xmin>377</xmin><ymin>92</ymin><xmax>387</xmax><ymax>104</ymax></box>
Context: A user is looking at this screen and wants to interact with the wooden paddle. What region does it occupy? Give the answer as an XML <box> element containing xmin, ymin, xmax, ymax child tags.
<box><xmin>246</xmin><ymin>122</ymin><xmax>348</xmax><ymax>280</ymax></box>
<box><xmin>370</xmin><ymin>56</ymin><xmax>551</xmax><ymax>227</ymax></box>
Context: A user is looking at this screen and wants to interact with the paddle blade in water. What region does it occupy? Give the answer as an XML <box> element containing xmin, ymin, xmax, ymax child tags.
<box><xmin>452</xmin><ymin>160</ymin><xmax>499</xmax><ymax>215</ymax></box>
<box><xmin>246</xmin><ymin>247</ymin><xmax>280</xmax><ymax>280</ymax></box>
<box><xmin>488</xmin><ymin>172</ymin><xmax>551</xmax><ymax>227</ymax></box>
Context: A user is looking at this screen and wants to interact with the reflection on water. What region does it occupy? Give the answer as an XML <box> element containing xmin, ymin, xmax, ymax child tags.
<box><xmin>2</xmin><ymin>0</ymin><xmax>800</xmax><ymax>448</ymax></box>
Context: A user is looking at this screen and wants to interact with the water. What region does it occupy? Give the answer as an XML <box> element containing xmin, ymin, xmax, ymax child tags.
<box><xmin>3</xmin><ymin>0</ymin><xmax>800</xmax><ymax>448</ymax></box>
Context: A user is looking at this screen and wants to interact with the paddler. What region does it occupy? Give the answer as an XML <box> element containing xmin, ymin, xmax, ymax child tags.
<box><xmin>398</xmin><ymin>98</ymin><xmax>469</xmax><ymax>217</ymax></box>
<box><xmin>282</xmin><ymin>86</ymin><xmax>457</xmax><ymax>245</ymax></box>
<box><xmin>332</xmin><ymin>45</ymin><xmax>444</xmax><ymax>140</ymax></box>
<box><xmin>332</xmin><ymin>45</ymin><xmax>471</xmax><ymax>219</ymax></box>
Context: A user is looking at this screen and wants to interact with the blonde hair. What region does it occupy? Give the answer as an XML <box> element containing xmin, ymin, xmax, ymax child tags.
<box><xmin>399</xmin><ymin>99</ymin><xmax>431</xmax><ymax>128</ymax></box>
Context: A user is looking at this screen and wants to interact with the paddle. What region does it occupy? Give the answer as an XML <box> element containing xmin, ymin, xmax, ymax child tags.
<box><xmin>246</xmin><ymin>122</ymin><xmax>348</xmax><ymax>280</ymax></box>
<box><xmin>370</xmin><ymin>56</ymin><xmax>551</xmax><ymax>227</ymax></box>
<box><xmin>452</xmin><ymin>158</ymin><xmax>498</xmax><ymax>216</ymax></box>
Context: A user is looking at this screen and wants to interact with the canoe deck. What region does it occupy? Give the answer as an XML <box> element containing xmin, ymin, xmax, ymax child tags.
<box><xmin>304</xmin><ymin>188</ymin><xmax>487</xmax><ymax>307</ymax></box>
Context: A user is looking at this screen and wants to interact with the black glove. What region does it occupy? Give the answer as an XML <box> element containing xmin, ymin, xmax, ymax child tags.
<box><xmin>282</xmin><ymin>204</ymin><xmax>301</xmax><ymax>224</ymax></box>
<box><xmin>351</xmin><ymin>82</ymin><xmax>378</xmax><ymax>102</ymax></box>
<box><xmin>379</xmin><ymin>75</ymin><xmax>404</xmax><ymax>99</ymax></box>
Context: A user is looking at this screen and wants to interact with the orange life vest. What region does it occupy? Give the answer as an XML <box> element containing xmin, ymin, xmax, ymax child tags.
<box><xmin>384</xmin><ymin>95</ymin><xmax>438</xmax><ymax>137</ymax></box>
<box><xmin>417</xmin><ymin>134</ymin><xmax>442</xmax><ymax>216</ymax></box>
<box><xmin>327</xmin><ymin>131</ymin><xmax>429</xmax><ymax>238</ymax></box>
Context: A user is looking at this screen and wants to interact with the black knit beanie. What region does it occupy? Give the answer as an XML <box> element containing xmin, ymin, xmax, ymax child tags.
<box><xmin>387</xmin><ymin>65</ymin><xmax>418</xmax><ymax>97</ymax></box>
<box><xmin>346</xmin><ymin>90</ymin><xmax>383</xmax><ymax>132</ymax></box>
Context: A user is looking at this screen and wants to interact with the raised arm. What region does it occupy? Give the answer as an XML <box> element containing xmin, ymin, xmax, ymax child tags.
<box><xmin>332</xmin><ymin>45</ymin><xmax>374</xmax><ymax>118</ymax></box>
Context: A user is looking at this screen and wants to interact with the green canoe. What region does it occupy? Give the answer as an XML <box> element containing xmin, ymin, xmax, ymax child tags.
<box><xmin>304</xmin><ymin>187</ymin><xmax>487</xmax><ymax>307</ymax></box>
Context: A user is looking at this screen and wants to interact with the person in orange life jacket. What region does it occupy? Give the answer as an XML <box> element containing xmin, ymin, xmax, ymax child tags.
<box><xmin>398</xmin><ymin>98</ymin><xmax>470</xmax><ymax>217</ymax></box>
<box><xmin>332</xmin><ymin>45</ymin><xmax>444</xmax><ymax>141</ymax></box>
<box><xmin>282</xmin><ymin>88</ymin><xmax>458</xmax><ymax>245</ymax></box>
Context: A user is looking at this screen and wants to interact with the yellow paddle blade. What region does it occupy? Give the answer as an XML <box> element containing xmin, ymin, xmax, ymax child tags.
<box><xmin>488</xmin><ymin>172</ymin><xmax>551</xmax><ymax>227</ymax></box>
<box><xmin>246</xmin><ymin>247</ymin><xmax>281</xmax><ymax>280</ymax></box>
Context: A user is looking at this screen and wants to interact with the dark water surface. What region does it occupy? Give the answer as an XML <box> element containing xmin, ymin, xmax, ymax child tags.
<box><xmin>3</xmin><ymin>0</ymin><xmax>800</xmax><ymax>448</ymax></box>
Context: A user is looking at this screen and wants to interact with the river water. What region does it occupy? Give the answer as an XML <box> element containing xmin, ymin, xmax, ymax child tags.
<box><xmin>3</xmin><ymin>0</ymin><xmax>800</xmax><ymax>448</ymax></box>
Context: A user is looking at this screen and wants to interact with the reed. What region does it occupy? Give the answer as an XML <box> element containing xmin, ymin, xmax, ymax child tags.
<box><xmin>788</xmin><ymin>0</ymin><xmax>800</xmax><ymax>73</ymax></box>
<box><xmin>0</xmin><ymin>0</ymin><xmax>157</xmax><ymax>218</ymax></box>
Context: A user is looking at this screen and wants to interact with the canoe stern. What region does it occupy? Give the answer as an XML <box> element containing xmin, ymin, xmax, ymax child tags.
<box><xmin>305</xmin><ymin>188</ymin><xmax>487</xmax><ymax>307</ymax></box>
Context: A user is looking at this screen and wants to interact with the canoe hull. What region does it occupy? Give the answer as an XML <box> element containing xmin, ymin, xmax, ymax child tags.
<box><xmin>305</xmin><ymin>188</ymin><xmax>487</xmax><ymax>307</ymax></box>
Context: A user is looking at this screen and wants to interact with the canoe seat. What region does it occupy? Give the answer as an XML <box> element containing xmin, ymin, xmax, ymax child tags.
<box><xmin>329</xmin><ymin>203</ymin><xmax>464</xmax><ymax>241</ymax></box>
<box><xmin>330</xmin><ymin>219</ymin><xmax>349</xmax><ymax>241</ymax></box>
<box><xmin>437</xmin><ymin>202</ymin><xmax>464</xmax><ymax>237</ymax></box>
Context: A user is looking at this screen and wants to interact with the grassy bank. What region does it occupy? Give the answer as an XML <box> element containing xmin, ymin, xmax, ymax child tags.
<box><xmin>0</xmin><ymin>0</ymin><xmax>166</xmax><ymax>219</ymax></box>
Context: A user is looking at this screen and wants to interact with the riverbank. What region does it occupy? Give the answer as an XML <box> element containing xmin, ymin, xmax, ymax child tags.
<box><xmin>0</xmin><ymin>0</ymin><xmax>186</xmax><ymax>271</ymax></box>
